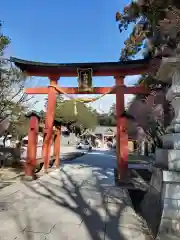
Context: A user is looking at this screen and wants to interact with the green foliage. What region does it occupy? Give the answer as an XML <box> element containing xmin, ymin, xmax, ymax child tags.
<box><xmin>44</xmin><ymin>94</ymin><xmax>99</xmax><ymax>130</ymax></box>
<box><xmin>9</xmin><ymin>114</ymin><xmax>29</xmax><ymax>139</ymax></box>
<box><xmin>116</xmin><ymin>1</ymin><xmax>180</xmax><ymax>60</ymax></box>
<box><xmin>96</xmin><ymin>104</ymin><xmax>116</xmax><ymax>127</ymax></box>
<box><xmin>114</xmin><ymin>1</ymin><xmax>180</xmax><ymax>147</ymax></box>
<box><xmin>54</xmin><ymin>95</ymin><xmax>66</xmax><ymax>122</ymax></box>
<box><xmin>55</xmin><ymin>99</ymin><xmax>98</xmax><ymax>130</ymax></box>
<box><xmin>0</xmin><ymin>21</ymin><xmax>32</xmax><ymax>137</ymax></box>
<box><xmin>98</xmin><ymin>113</ymin><xmax>116</xmax><ymax>126</ymax></box>
<box><xmin>0</xmin><ymin>21</ymin><xmax>10</xmax><ymax>55</ymax></box>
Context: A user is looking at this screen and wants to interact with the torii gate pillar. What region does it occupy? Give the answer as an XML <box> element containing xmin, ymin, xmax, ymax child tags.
<box><xmin>43</xmin><ymin>76</ymin><xmax>58</xmax><ymax>172</ymax></box>
<box><xmin>54</xmin><ymin>125</ymin><xmax>61</xmax><ymax>168</ymax></box>
<box><xmin>25</xmin><ymin>111</ymin><xmax>40</xmax><ymax>180</ymax></box>
<box><xmin>115</xmin><ymin>77</ymin><xmax>128</xmax><ymax>180</ymax></box>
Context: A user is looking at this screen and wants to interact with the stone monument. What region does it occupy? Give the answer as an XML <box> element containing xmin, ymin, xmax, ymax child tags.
<box><xmin>141</xmin><ymin>57</ymin><xmax>180</xmax><ymax>239</ymax></box>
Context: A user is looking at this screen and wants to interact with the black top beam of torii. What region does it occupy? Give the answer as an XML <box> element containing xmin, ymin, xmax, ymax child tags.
<box><xmin>9</xmin><ymin>56</ymin><xmax>158</xmax><ymax>77</ymax></box>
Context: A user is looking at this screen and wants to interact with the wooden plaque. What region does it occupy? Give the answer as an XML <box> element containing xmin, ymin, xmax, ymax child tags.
<box><xmin>77</xmin><ymin>68</ymin><xmax>93</xmax><ymax>92</ymax></box>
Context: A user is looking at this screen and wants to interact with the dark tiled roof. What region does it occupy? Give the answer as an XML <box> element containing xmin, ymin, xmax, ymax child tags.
<box><xmin>93</xmin><ymin>126</ymin><xmax>116</xmax><ymax>134</ymax></box>
<box><xmin>10</xmin><ymin>57</ymin><xmax>151</xmax><ymax>77</ymax></box>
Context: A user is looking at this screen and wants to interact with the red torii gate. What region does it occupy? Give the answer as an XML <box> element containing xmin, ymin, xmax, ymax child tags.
<box><xmin>11</xmin><ymin>57</ymin><xmax>154</xmax><ymax>181</ymax></box>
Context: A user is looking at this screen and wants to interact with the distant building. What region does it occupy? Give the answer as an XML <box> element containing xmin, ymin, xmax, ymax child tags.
<box><xmin>93</xmin><ymin>125</ymin><xmax>137</xmax><ymax>151</ymax></box>
<box><xmin>93</xmin><ymin>126</ymin><xmax>116</xmax><ymax>137</ymax></box>
<box><xmin>92</xmin><ymin>126</ymin><xmax>116</xmax><ymax>147</ymax></box>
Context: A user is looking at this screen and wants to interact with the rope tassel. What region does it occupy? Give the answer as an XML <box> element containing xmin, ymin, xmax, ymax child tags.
<box><xmin>74</xmin><ymin>101</ymin><xmax>77</xmax><ymax>115</ymax></box>
<box><xmin>50</xmin><ymin>84</ymin><xmax>116</xmax><ymax>104</ymax></box>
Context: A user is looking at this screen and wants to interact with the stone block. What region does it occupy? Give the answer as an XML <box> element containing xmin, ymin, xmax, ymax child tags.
<box><xmin>150</xmin><ymin>167</ymin><xmax>163</xmax><ymax>191</ymax></box>
<box><xmin>152</xmin><ymin>171</ymin><xmax>180</xmax><ymax>239</ymax></box>
<box><xmin>166</xmin><ymin>123</ymin><xmax>180</xmax><ymax>133</ymax></box>
<box><xmin>156</xmin><ymin>218</ymin><xmax>180</xmax><ymax>240</ymax></box>
<box><xmin>161</xmin><ymin>198</ymin><xmax>180</xmax><ymax>219</ymax></box>
<box><xmin>163</xmin><ymin>170</ymin><xmax>180</xmax><ymax>182</ymax></box>
<box><xmin>155</xmin><ymin>59</ymin><xmax>180</xmax><ymax>239</ymax></box>
<box><xmin>162</xmin><ymin>182</ymin><xmax>180</xmax><ymax>199</ymax></box>
<box><xmin>155</xmin><ymin>148</ymin><xmax>180</xmax><ymax>170</ymax></box>
<box><xmin>162</xmin><ymin>133</ymin><xmax>180</xmax><ymax>150</ymax></box>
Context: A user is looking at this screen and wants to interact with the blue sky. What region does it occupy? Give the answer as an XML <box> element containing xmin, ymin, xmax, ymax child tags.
<box><xmin>1</xmin><ymin>0</ymin><xmax>140</xmax><ymax>112</ymax></box>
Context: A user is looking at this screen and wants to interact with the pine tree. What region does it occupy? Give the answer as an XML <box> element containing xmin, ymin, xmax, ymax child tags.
<box><xmin>0</xmin><ymin>21</ymin><xmax>31</xmax><ymax>138</ymax></box>
<box><xmin>115</xmin><ymin>1</ymin><xmax>179</xmax><ymax>146</ymax></box>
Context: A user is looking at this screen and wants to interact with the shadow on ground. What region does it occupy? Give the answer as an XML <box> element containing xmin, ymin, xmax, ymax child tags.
<box><xmin>20</xmin><ymin>150</ymin><xmax>152</xmax><ymax>239</ymax></box>
<box><xmin>0</xmin><ymin>150</ymin><xmax>153</xmax><ymax>239</ymax></box>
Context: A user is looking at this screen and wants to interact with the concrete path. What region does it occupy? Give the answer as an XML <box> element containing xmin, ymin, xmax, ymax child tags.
<box><xmin>0</xmin><ymin>150</ymin><xmax>152</xmax><ymax>240</ymax></box>
<box><xmin>0</xmin><ymin>146</ymin><xmax>82</xmax><ymax>190</ymax></box>
<box><xmin>21</xmin><ymin>145</ymin><xmax>79</xmax><ymax>160</ymax></box>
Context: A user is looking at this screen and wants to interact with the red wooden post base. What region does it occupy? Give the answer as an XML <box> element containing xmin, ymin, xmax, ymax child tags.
<box><xmin>54</xmin><ymin>125</ymin><xmax>61</xmax><ymax>168</ymax></box>
<box><xmin>25</xmin><ymin>112</ymin><xmax>40</xmax><ymax>179</ymax></box>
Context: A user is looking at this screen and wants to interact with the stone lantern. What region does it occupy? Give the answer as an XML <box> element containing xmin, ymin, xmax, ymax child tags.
<box><xmin>143</xmin><ymin>57</ymin><xmax>180</xmax><ymax>239</ymax></box>
<box><xmin>140</xmin><ymin>57</ymin><xmax>180</xmax><ymax>240</ymax></box>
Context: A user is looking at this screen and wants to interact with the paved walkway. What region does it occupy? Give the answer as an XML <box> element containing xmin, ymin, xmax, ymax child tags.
<box><xmin>21</xmin><ymin>145</ymin><xmax>79</xmax><ymax>160</ymax></box>
<box><xmin>0</xmin><ymin>150</ymin><xmax>152</xmax><ymax>240</ymax></box>
<box><xmin>0</xmin><ymin>146</ymin><xmax>82</xmax><ymax>190</ymax></box>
